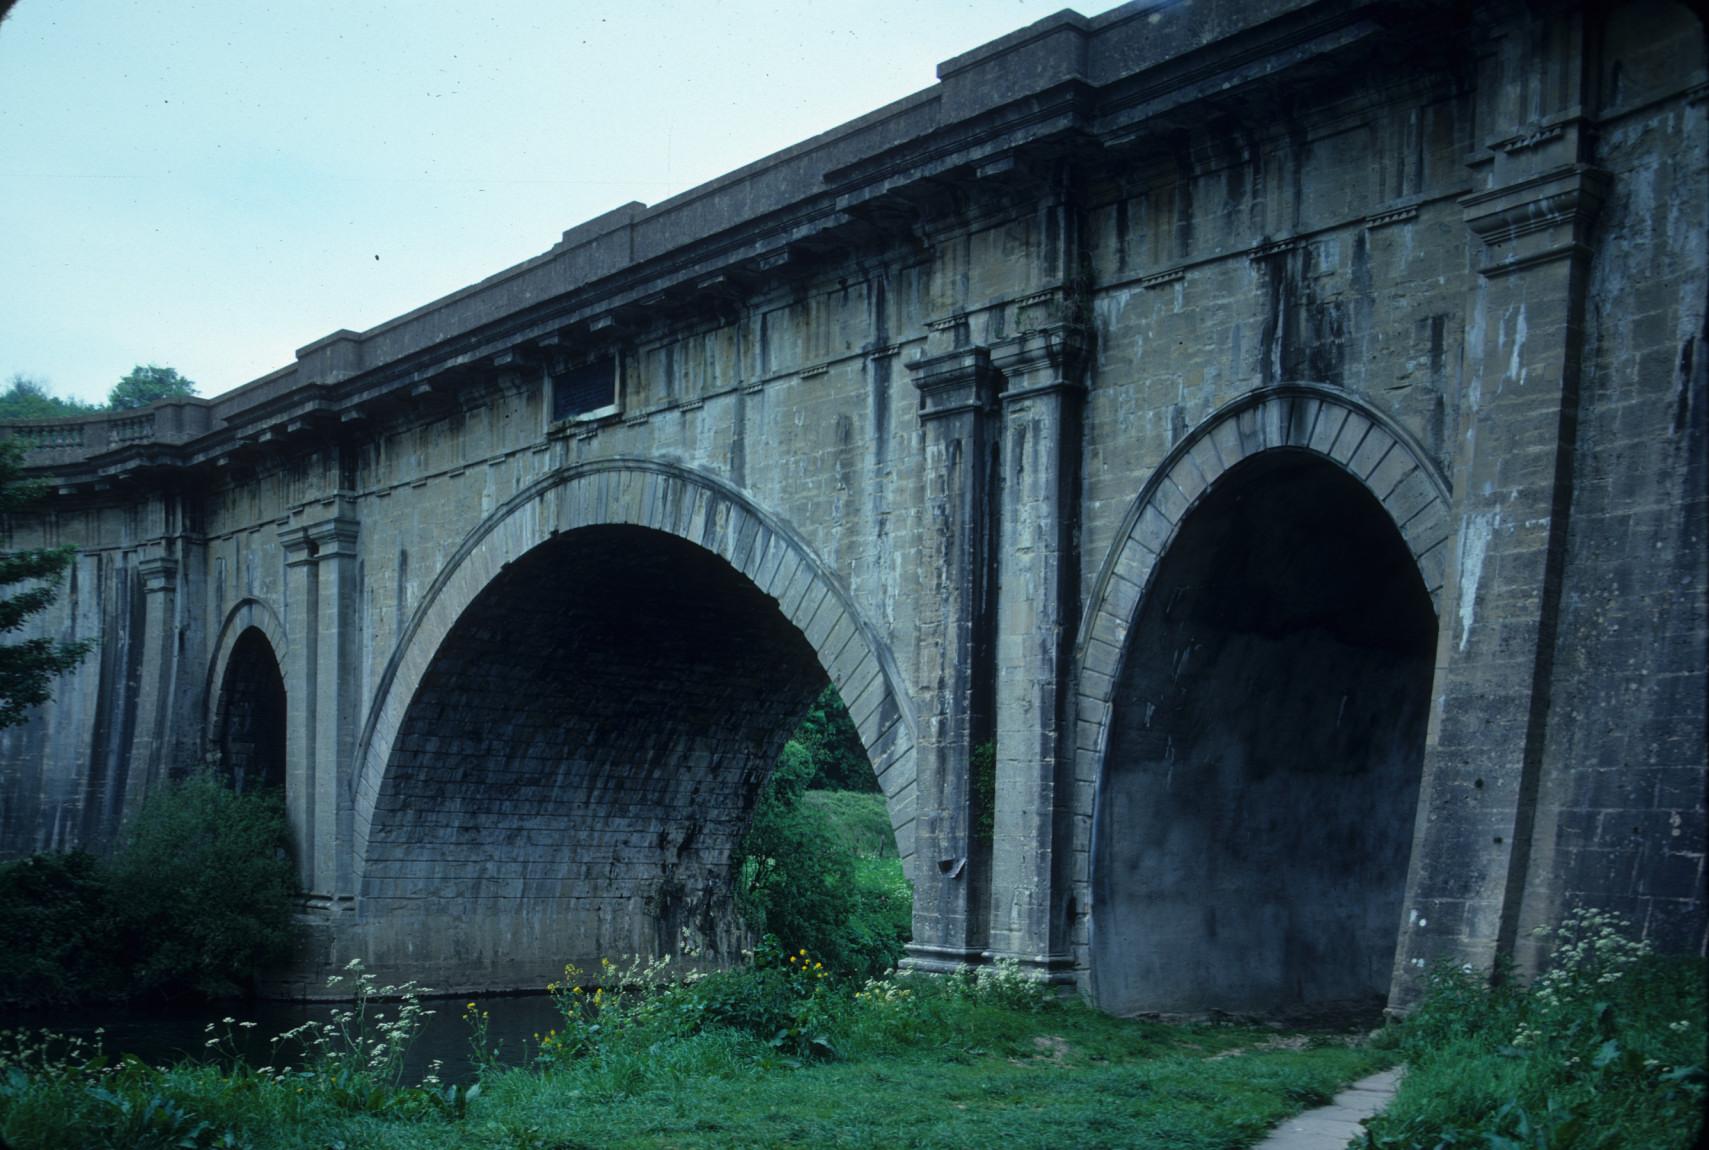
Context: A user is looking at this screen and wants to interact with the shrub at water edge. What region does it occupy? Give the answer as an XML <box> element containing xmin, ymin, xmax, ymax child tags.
<box><xmin>0</xmin><ymin>770</ymin><xmax>298</xmax><ymax>1005</ymax></box>
<box><xmin>0</xmin><ymin>852</ymin><xmax>123</xmax><ymax>1005</ymax></box>
<box><xmin>106</xmin><ymin>770</ymin><xmax>298</xmax><ymax>999</ymax></box>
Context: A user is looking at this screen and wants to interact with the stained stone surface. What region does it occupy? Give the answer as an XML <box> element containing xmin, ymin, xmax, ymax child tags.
<box><xmin>0</xmin><ymin>1</ymin><xmax>1702</xmax><ymax>1002</ymax></box>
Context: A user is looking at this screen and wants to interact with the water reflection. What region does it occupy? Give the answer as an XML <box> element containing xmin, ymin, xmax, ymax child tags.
<box><xmin>2</xmin><ymin>992</ymin><xmax>561</xmax><ymax>1085</ymax></box>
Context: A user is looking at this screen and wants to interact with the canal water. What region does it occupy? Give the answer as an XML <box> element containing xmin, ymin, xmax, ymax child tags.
<box><xmin>2</xmin><ymin>991</ymin><xmax>564</xmax><ymax>1085</ymax></box>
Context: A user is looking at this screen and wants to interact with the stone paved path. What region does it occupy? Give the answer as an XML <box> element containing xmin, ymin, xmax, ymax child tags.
<box><xmin>1252</xmin><ymin>1067</ymin><xmax>1404</xmax><ymax>1149</ymax></box>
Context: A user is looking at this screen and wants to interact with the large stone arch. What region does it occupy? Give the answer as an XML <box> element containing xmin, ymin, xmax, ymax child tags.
<box><xmin>350</xmin><ymin>460</ymin><xmax>920</xmax><ymax>940</ymax></box>
<box><xmin>1076</xmin><ymin>385</ymin><xmax>1452</xmax><ymax>1014</ymax></box>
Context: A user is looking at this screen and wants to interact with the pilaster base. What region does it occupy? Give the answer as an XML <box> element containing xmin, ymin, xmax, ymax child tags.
<box><xmin>900</xmin><ymin>942</ymin><xmax>989</xmax><ymax>975</ymax></box>
<box><xmin>986</xmin><ymin>950</ymin><xmax>1078</xmax><ymax>987</ymax></box>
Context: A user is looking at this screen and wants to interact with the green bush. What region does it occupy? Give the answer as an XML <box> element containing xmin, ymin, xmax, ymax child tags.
<box><xmin>970</xmin><ymin>739</ymin><xmax>996</xmax><ymax>843</ymax></box>
<box><xmin>0</xmin><ymin>773</ymin><xmax>297</xmax><ymax>1005</ymax></box>
<box><xmin>1362</xmin><ymin>908</ymin><xmax>1706</xmax><ymax>1150</ymax></box>
<box><xmin>0</xmin><ymin>852</ymin><xmax>123</xmax><ymax>1005</ymax></box>
<box><xmin>735</xmin><ymin>746</ymin><xmax>911</xmax><ymax>978</ymax></box>
<box><xmin>106</xmin><ymin>771</ymin><xmax>298</xmax><ymax>998</ymax></box>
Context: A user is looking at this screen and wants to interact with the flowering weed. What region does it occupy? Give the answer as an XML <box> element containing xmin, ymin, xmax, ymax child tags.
<box><xmin>1360</xmin><ymin>907</ymin><xmax>1705</xmax><ymax>1149</ymax></box>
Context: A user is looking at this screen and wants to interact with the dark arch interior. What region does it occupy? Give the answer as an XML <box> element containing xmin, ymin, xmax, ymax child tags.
<box><xmin>217</xmin><ymin>627</ymin><xmax>286</xmax><ymax>795</ymax></box>
<box><xmin>363</xmin><ymin>525</ymin><xmax>837</xmax><ymax>985</ymax></box>
<box><xmin>1093</xmin><ymin>451</ymin><xmax>1437</xmax><ymax>1017</ymax></box>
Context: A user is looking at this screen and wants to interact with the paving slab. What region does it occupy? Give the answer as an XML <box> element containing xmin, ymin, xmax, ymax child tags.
<box><xmin>1253</xmin><ymin>1066</ymin><xmax>1404</xmax><ymax>1150</ymax></box>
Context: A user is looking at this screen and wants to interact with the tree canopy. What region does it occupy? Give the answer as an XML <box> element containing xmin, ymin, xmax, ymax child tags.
<box><xmin>0</xmin><ymin>375</ymin><xmax>99</xmax><ymax>422</ymax></box>
<box><xmin>107</xmin><ymin>364</ymin><xmax>196</xmax><ymax>411</ymax></box>
<box><xmin>0</xmin><ymin>439</ymin><xmax>91</xmax><ymax>728</ymax></box>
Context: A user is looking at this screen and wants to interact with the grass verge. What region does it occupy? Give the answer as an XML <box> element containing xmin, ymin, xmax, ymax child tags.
<box><xmin>1</xmin><ymin>959</ymin><xmax>1390</xmax><ymax>1150</ymax></box>
<box><xmin>1360</xmin><ymin>909</ymin><xmax>1705</xmax><ymax>1149</ymax></box>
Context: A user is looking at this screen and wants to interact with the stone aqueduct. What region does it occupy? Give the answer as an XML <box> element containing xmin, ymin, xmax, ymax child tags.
<box><xmin>2</xmin><ymin>0</ymin><xmax>1704</xmax><ymax>1011</ymax></box>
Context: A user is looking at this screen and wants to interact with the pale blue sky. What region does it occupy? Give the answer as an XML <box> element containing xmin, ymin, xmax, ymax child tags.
<box><xmin>0</xmin><ymin>1</ymin><xmax>1124</xmax><ymax>406</ymax></box>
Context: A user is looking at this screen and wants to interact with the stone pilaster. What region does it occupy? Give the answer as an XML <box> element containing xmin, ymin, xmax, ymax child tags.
<box><xmin>280</xmin><ymin>524</ymin><xmax>320</xmax><ymax>891</ymax></box>
<box><xmin>121</xmin><ymin>554</ymin><xmax>178</xmax><ymax>816</ymax></box>
<box><xmin>902</xmin><ymin>345</ymin><xmax>998</xmax><ymax>973</ymax></box>
<box><xmin>279</xmin><ymin>505</ymin><xmax>361</xmax><ymax>906</ymax></box>
<box><xmin>307</xmin><ymin>512</ymin><xmax>360</xmax><ymax>910</ymax></box>
<box><xmin>986</xmin><ymin>322</ymin><xmax>1085</xmax><ymax>983</ymax></box>
<box><xmin>1392</xmin><ymin>39</ymin><xmax>1610</xmax><ymax>1001</ymax></box>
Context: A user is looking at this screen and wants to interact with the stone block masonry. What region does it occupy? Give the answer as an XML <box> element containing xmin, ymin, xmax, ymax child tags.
<box><xmin>1</xmin><ymin>0</ymin><xmax>1702</xmax><ymax>1006</ymax></box>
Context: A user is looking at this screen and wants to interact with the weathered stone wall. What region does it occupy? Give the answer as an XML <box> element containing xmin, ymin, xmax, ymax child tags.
<box><xmin>0</xmin><ymin>0</ymin><xmax>1701</xmax><ymax>1005</ymax></box>
<box><xmin>0</xmin><ymin>493</ymin><xmax>206</xmax><ymax>854</ymax></box>
<box><xmin>1506</xmin><ymin>0</ymin><xmax>1709</xmax><ymax>964</ymax></box>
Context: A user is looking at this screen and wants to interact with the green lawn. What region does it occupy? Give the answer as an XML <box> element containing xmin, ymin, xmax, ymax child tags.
<box><xmin>458</xmin><ymin>1006</ymin><xmax>1384</xmax><ymax>1150</ymax></box>
<box><xmin>1</xmin><ymin>977</ymin><xmax>1390</xmax><ymax>1150</ymax></box>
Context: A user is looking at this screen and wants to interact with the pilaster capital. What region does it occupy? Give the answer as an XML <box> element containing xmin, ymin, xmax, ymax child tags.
<box><xmin>990</xmin><ymin>323</ymin><xmax>1088</xmax><ymax>403</ymax></box>
<box><xmin>135</xmin><ymin>556</ymin><xmax>177</xmax><ymax>594</ymax></box>
<box><xmin>279</xmin><ymin>524</ymin><xmax>319</xmax><ymax>567</ymax></box>
<box><xmin>1461</xmin><ymin>164</ymin><xmax>1612</xmax><ymax>277</ymax></box>
<box><xmin>908</xmin><ymin>347</ymin><xmax>997</xmax><ymax>422</ymax></box>
<box><xmin>304</xmin><ymin>515</ymin><xmax>361</xmax><ymax>561</ymax></box>
<box><xmin>280</xmin><ymin>514</ymin><xmax>360</xmax><ymax>565</ymax></box>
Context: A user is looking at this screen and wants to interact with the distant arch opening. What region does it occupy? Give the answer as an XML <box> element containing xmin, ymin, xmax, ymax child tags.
<box><xmin>1092</xmin><ymin>450</ymin><xmax>1436</xmax><ymax>1017</ymax></box>
<box><xmin>215</xmin><ymin>627</ymin><xmax>286</xmax><ymax>795</ymax></box>
<box><xmin>361</xmin><ymin>523</ymin><xmax>904</xmax><ymax>986</ymax></box>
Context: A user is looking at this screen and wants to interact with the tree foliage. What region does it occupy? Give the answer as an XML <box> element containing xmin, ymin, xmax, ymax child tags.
<box><xmin>795</xmin><ymin>684</ymin><xmax>878</xmax><ymax>792</ymax></box>
<box><xmin>0</xmin><ymin>366</ymin><xmax>198</xmax><ymax>420</ymax></box>
<box><xmin>0</xmin><ymin>773</ymin><xmax>299</xmax><ymax>1005</ymax></box>
<box><xmin>106</xmin><ymin>364</ymin><xmax>196</xmax><ymax>411</ymax></box>
<box><xmin>106</xmin><ymin>770</ymin><xmax>298</xmax><ymax>998</ymax></box>
<box><xmin>0</xmin><ymin>439</ymin><xmax>91</xmax><ymax>729</ymax></box>
<box><xmin>0</xmin><ymin>851</ymin><xmax>122</xmax><ymax>1005</ymax></box>
<box><xmin>0</xmin><ymin>375</ymin><xmax>99</xmax><ymax>421</ymax></box>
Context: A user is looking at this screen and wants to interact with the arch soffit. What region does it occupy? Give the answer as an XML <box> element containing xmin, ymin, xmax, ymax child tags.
<box><xmin>351</xmin><ymin>458</ymin><xmax>920</xmax><ymax>882</ymax></box>
<box><xmin>204</xmin><ymin>597</ymin><xmax>288</xmax><ymax>736</ymax></box>
<box><xmin>1074</xmin><ymin>384</ymin><xmax>1453</xmax><ymax>764</ymax></box>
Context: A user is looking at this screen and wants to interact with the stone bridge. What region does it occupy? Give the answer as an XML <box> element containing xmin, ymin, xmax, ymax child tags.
<box><xmin>3</xmin><ymin>0</ymin><xmax>1704</xmax><ymax>1012</ymax></box>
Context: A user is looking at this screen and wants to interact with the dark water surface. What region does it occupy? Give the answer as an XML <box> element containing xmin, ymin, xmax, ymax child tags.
<box><xmin>2</xmin><ymin>992</ymin><xmax>562</xmax><ymax>1085</ymax></box>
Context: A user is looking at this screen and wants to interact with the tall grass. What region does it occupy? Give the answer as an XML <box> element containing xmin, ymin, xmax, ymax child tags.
<box><xmin>0</xmin><ymin>955</ymin><xmax>1393</xmax><ymax>1150</ymax></box>
<box><xmin>1361</xmin><ymin>908</ymin><xmax>1706</xmax><ymax>1149</ymax></box>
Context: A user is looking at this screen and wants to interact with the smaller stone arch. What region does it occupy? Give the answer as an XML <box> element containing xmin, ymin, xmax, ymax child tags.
<box><xmin>205</xmin><ymin>598</ymin><xmax>287</xmax><ymax>739</ymax></box>
<box><xmin>1074</xmin><ymin>384</ymin><xmax>1453</xmax><ymax>1009</ymax></box>
<box><xmin>205</xmin><ymin>598</ymin><xmax>289</xmax><ymax>794</ymax></box>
